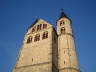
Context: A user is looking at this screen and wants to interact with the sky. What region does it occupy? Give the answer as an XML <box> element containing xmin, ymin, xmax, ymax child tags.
<box><xmin>0</xmin><ymin>0</ymin><xmax>96</xmax><ymax>72</ymax></box>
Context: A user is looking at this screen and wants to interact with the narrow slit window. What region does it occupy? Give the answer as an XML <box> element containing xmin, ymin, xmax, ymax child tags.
<box><xmin>64</xmin><ymin>50</ymin><xmax>65</xmax><ymax>54</ymax></box>
<box><xmin>32</xmin><ymin>58</ymin><xmax>33</xmax><ymax>62</ymax></box>
<box><xmin>64</xmin><ymin>61</ymin><xmax>66</xmax><ymax>64</ymax></box>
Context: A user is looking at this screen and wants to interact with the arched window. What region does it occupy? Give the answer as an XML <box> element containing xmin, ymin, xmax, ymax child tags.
<box><xmin>37</xmin><ymin>24</ymin><xmax>42</xmax><ymax>31</ymax></box>
<box><xmin>27</xmin><ymin>36</ymin><xmax>32</xmax><ymax>43</ymax></box>
<box><xmin>34</xmin><ymin>34</ymin><xmax>40</xmax><ymax>42</ymax></box>
<box><xmin>60</xmin><ymin>20</ymin><xmax>65</xmax><ymax>26</ymax></box>
<box><xmin>32</xmin><ymin>28</ymin><xmax>35</xmax><ymax>33</ymax></box>
<box><xmin>42</xmin><ymin>31</ymin><xmax>48</xmax><ymax>39</ymax></box>
<box><xmin>40</xmin><ymin>24</ymin><xmax>42</xmax><ymax>30</ymax></box>
<box><xmin>61</xmin><ymin>27</ymin><xmax>65</xmax><ymax>34</ymax></box>
<box><xmin>37</xmin><ymin>25</ymin><xmax>40</xmax><ymax>31</ymax></box>
<box><xmin>43</xmin><ymin>24</ymin><xmax>47</xmax><ymax>29</ymax></box>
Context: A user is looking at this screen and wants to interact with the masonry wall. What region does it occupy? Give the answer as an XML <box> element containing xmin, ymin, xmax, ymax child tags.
<box><xmin>52</xmin><ymin>29</ymin><xmax>58</xmax><ymax>72</ymax></box>
<box><xmin>57</xmin><ymin>17</ymin><xmax>80</xmax><ymax>72</ymax></box>
<box><xmin>13</xmin><ymin>63</ymin><xmax>52</xmax><ymax>72</ymax></box>
<box><xmin>13</xmin><ymin>19</ymin><xmax>54</xmax><ymax>72</ymax></box>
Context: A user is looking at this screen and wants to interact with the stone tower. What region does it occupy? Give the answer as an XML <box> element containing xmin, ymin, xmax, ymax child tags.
<box><xmin>13</xmin><ymin>10</ymin><xmax>80</xmax><ymax>72</ymax></box>
<box><xmin>56</xmin><ymin>11</ymin><xmax>80</xmax><ymax>72</ymax></box>
<box><xmin>13</xmin><ymin>19</ymin><xmax>58</xmax><ymax>72</ymax></box>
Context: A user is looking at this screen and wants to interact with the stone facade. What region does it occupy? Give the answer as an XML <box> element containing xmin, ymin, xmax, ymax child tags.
<box><xmin>57</xmin><ymin>17</ymin><xmax>79</xmax><ymax>72</ymax></box>
<box><xmin>13</xmin><ymin>11</ymin><xmax>80</xmax><ymax>72</ymax></box>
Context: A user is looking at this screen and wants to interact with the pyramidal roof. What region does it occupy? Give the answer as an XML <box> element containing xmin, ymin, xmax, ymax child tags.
<box><xmin>28</xmin><ymin>19</ymin><xmax>39</xmax><ymax>29</ymax></box>
<box><xmin>56</xmin><ymin>9</ymin><xmax>72</xmax><ymax>23</ymax></box>
<box><xmin>57</xmin><ymin>9</ymin><xmax>69</xmax><ymax>21</ymax></box>
<box><xmin>59</xmin><ymin>10</ymin><xmax>68</xmax><ymax>18</ymax></box>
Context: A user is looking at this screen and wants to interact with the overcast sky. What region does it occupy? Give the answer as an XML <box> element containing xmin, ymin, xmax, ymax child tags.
<box><xmin>0</xmin><ymin>0</ymin><xmax>96</xmax><ymax>72</ymax></box>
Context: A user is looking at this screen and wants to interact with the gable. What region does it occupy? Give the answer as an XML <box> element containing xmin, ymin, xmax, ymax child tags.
<box><xmin>29</xmin><ymin>19</ymin><xmax>52</xmax><ymax>28</ymax></box>
<box><xmin>27</xmin><ymin>19</ymin><xmax>53</xmax><ymax>34</ymax></box>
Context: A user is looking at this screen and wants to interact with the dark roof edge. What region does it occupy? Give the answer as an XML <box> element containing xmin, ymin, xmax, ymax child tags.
<box><xmin>28</xmin><ymin>19</ymin><xmax>39</xmax><ymax>29</ymax></box>
<box><xmin>56</xmin><ymin>10</ymin><xmax>72</xmax><ymax>24</ymax></box>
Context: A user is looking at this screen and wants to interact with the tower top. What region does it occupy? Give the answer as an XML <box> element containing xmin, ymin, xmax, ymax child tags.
<box><xmin>60</xmin><ymin>9</ymin><xmax>67</xmax><ymax>18</ymax></box>
<box><xmin>57</xmin><ymin>9</ymin><xmax>72</xmax><ymax>23</ymax></box>
<box><xmin>58</xmin><ymin>9</ymin><xmax>68</xmax><ymax>19</ymax></box>
<box><xmin>57</xmin><ymin>9</ymin><xmax>71</xmax><ymax>21</ymax></box>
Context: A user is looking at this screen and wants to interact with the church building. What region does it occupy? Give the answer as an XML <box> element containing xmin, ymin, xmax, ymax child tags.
<box><xmin>13</xmin><ymin>11</ymin><xmax>80</xmax><ymax>72</ymax></box>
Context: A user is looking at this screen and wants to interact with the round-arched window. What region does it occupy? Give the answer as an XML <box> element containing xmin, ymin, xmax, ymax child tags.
<box><xmin>27</xmin><ymin>36</ymin><xmax>32</xmax><ymax>43</ymax></box>
<box><xmin>42</xmin><ymin>31</ymin><xmax>48</xmax><ymax>39</ymax></box>
<box><xmin>60</xmin><ymin>20</ymin><xmax>65</xmax><ymax>26</ymax></box>
<box><xmin>61</xmin><ymin>27</ymin><xmax>65</xmax><ymax>34</ymax></box>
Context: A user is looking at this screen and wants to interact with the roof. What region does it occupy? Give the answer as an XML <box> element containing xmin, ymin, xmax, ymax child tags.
<box><xmin>56</xmin><ymin>10</ymin><xmax>72</xmax><ymax>23</ymax></box>
<box><xmin>28</xmin><ymin>19</ymin><xmax>39</xmax><ymax>29</ymax></box>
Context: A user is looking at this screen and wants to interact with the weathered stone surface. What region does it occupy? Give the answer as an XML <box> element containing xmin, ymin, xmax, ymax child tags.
<box><xmin>13</xmin><ymin>12</ymin><xmax>80</xmax><ymax>72</ymax></box>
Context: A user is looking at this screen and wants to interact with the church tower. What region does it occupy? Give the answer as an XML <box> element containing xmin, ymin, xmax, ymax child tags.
<box><xmin>13</xmin><ymin>19</ymin><xmax>58</xmax><ymax>72</ymax></box>
<box><xmin>56</xmin><ymin>10</ymin><xmax>80</xmax><ymax>72</ymax></box>
<box><xmin>12</xmin><ymin>10</ymin><xmax>80</xmax><ymax>72</ymax></box>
